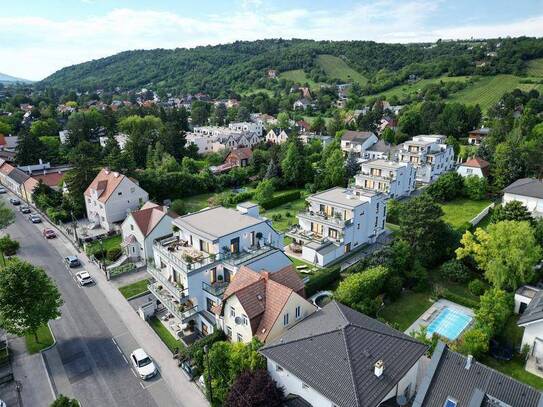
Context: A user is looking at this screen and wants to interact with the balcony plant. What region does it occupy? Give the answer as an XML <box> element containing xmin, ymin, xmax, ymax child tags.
<box><xmin>217</xmin><ymin>275</ymin><xmax>224</xmax><ymax>282</ymax></box>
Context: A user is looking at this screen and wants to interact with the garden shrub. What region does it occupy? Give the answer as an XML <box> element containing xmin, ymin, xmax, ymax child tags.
<box><xmin>305</xmin><ymin>267</ymin><xmax>341</xmax><ymax>297</ymax></box>
<box><xmin>386</xmin><ymin>199</ymin><xmax>401</xmax><ymax>225</ymax></box>
<box><xmin>463</xmin><ymin>175</ymin><xmax>488</xmax><ymax>200</ymax></box>
<box><xmin>453</xmin><ymin>327</ymin><xmax>489</xmax><ymax>357</ymax></box>
<box><xmin>438</xmin><ymin>289</ymin><xmax>479</xmax><ymax>309</ymax></box>
<box><xmin>335</xmin><ymin>266</ymin><xmax>389</xmax><ymax>316</ymax></box>
<box><xmin>468</xmin><ymin>279</ymin><xmax>486</xmax><ymax>296</ymax></box>
<box><xmin>440</xmin><ymin>259</ymin><xmax>471</xmax><ymax>283</ymax></box>
<box><xmin>170</xmin><ymin>199</ymin><xmax>186</xmax><ymax>216</ymax></box>
<box><xmin>425</xmin><ymin>172</ymin><xmax>464</xmax><ymax>202</ymax></box>
<box><xmin>271</xmin><ymin>213</ymin><xmax>282</xmax><ymax>221</ymax></box>
<box><xmin>0</xmin><ymin>235</ymin><xmax>19</xmax><ymax>256</ymax></box>
<box><xmin>106</xmin><ymin>247</ymin><xmax>122</xmax><ymax>262</ymax></box>
<box><xmin>260</xmin><ymin>190</ymin><xmax>301</xmax><ymax>210</ymax></box>
<box><xmin>385</xmin><ymin>274</ymin><xmax>403</xmax><ymax>300</ymax></box>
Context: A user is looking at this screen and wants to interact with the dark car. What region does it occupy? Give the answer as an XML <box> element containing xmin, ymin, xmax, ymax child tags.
<box><xmin>29</xmin><ymin>214</ymin><xmax>42</xmax><ymax>223</ymax></box>
<box><xmin>489</xmin><ymin>339</ymin><xmax>513</xmax><ymax>361</ymax></box>
<box><xmin>19</xmin><ymin>205</ymin><xmax>31</xmax><ymax>214</ymax></box>
<box><xmin>64</xmin><ymin>256</ymin><xmax>81</xmax><ymax>268</ymax></box>
<box><xmin>0</xmin><ymin>187</ymin><xmax>6</xmax><ymax>194</ymax></box>
<box><xmin>43</xmin><ymin>228</ymin><xmax>57</xmax><ymax>239</ymax></box>
<box><xmin>9</xmin><ymin>198</ymin><xmax>20</xmax><ymax>205</ymax></box>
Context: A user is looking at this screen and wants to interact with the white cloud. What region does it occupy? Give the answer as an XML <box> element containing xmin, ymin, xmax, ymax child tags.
<box><xmin>1</xmin><ymin>3</ymin><xmax>542</xmax><ymax>81</ymax></box>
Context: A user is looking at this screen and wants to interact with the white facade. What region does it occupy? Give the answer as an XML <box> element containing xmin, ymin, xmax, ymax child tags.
<box><xmin>340</xmin><ymin>133</ymin><xmax>379</xmax><ymax>157</ymax></box>
<box><xmin>185</xmin><ymin>133</ymin><xmax>225</xmax><ymax>154</ymax></box>
<box><xmin>287</xmin><ymin>187</ymin><xmax>387</xmax><ymax>267</ymax></box>
<box><xmin>503</xmin><ymin>193</ymin><xmax>543</xmax><ymax>217</ymax></box>
<box><xmin>355</xmin><ymin>159</ymin><xmax>416</xmax><ymax>199</ymax></box>
<box><xmin>457</xmin><ymin>164</ymin><xmax>485</xmax><ymax>178</ymax></box>
<box><xmin>397</xmin><ymin>135</ymin><xmax>455</xmax><ymax>183</ymax></box>
<box><xmin>228</xmin><ymin>122</ymin><xmax>263</xmax><ymax>135</ymax></box>
<box><xmin>266</xmin><ymin>129</ymin><xmax>289</xmax><ymax>144</ymax></box>
<box><xmin>187</xmin><ymin>126</ymin><xmax>262</xmax><ymax>154</ymax></box>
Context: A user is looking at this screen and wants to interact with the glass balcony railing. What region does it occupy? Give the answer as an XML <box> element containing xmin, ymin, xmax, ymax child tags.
<box><xmin>298</xmin><ymin>211</ymin><xmax>353</xmax><ymax>228</ymax></box>
<box><xmin>154</xmin><ymin>236</ymin><xmax>216</xmax><ymax>273</ymax></box>
<box><xmin>148</xmin><ymin>282</ymin><xmax>198</xmax><ymax>322</ymax></box>
<box><xmin>202</xmin><ymin>281</ymin><xmax>229</xmax><ymax>298</ymax></box>
<box><xmin>147</xmin><ymin>265</ymin><xmax>188</xmax><ymax>302</ymax></box>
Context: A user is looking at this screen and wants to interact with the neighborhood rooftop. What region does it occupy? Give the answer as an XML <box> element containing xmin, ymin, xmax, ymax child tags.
<box><xmin>518</xmin><ymin>289</ymin><xmax>543</xmax><ymax>326</ymax></box>
<box><xmin>308</xmin><ymin>186</ymin><xmax>380</xmax><ymax>208</ymax></box>
<box><xmin>503</xmin><ymin>178</ymin><xmax>543</xmax><ymax>200</ymax></box>
<box><xmin>260</xmin><ymin>301</ymin><xmax>428</xmax><ymax>407</ymax></box>
<box><xmin>342</xmin><ymin>130</ymin><xmax>375</xmax><ymax>142</ymax></box>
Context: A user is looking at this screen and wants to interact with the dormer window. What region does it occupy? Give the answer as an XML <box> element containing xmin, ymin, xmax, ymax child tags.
<box><xmin>443</xmin><ymin>398</ymin><xmax>457</xmax><ymax>407</ymax></box>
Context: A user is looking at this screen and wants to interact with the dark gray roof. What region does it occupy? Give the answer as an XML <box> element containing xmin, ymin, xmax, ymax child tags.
<box><xmin>503</xmin><ymin>178</ymin><xmax>543</xmax><ymax>199</ymax></box>
<box><xmin>366</xmin><ymin>139</ymin><xmax>393</xmax><ymax>153</ymax></box>
<box><xmin>518</xmin><ymin>290</ymin><xmax>543</xmax><ymax>325</ymax></box>
<box><xmin>413</xmin><ymin>342</ymin><xmax>543</xmax><ymax>407</ymax></box>
<box><xmin>7</xmin><ymin>167</ymin><xmax>30</xmax><ymax>185</ymax></box>
<box><xmin>260</xmin><ymin>301</ymin><xmax>428</xmax><ymax>407</ymax></box>
<box><xmin>342</xmin><ymin>130</ymin><xmax>376</xmax><ymax>143</ymax></box>
<box><xmin>283</xmin><ymin>394</ymin><xmax>312</xmax><ymax>407</ymax></box>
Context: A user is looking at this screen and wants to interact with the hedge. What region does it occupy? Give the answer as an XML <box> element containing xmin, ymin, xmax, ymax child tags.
<box><xmin>305</xmin><ymin>267</ymin><xmax>341</xmax><ymax>297</ymax></box>
<box><xmin>260</xmin><ymin>190</ymin><xmax>301</xmax><ymax>210</ymax></box>
<box><xmin>438</xmin><ymin>289</ymin><xmax>479</xmax><ymax>309</ymax></box>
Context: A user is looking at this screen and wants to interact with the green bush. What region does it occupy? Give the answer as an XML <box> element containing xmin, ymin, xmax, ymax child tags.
<box><xmin>106</xmin><ymin>247</ymin><xmax>122</xmax><ymax>261</ymax></box>
<box><xmin>385</xmin><ymin>274</ymin><xmax>403</xmax><ymax>300</ymax></box>
<box><xmin>463</xmin><ymin>175</ymin><xmax>488</xmax><ymax>200</ymax></box>
<box><xmin>305</xmin><ymin>267</ymin><xmax>341</xmax><ymax>297</ymax></box>
<box><xmin>0</xmin><ymin>235</ymin><xmax>19</xmax><ymax>256</ymax></box>
<box><xmin>386</xmin><ymin>199</ymin><xmax>402</xmax><ymax>225</ymax></box>
<box><xmin>426</xmin><ymin>172</ymin><xmax>464</xmax><ymax>202</ymax></box>
<box><xmin>335</xmin><ymin>266</ymin><xmax>389</xmax><ymax>316</ymax></box>
<box><xmin>440</xmin><ymin>259</ymin><xmax>471</xmax><ymax>283</ymax></box>
<box><xmin>214</xmin><ymin>191</ymin><xmax>254</xmax><ymax>207</ymax></box>
<box><xmin>438</xmin><ymin>289</ymin><xmax>479</xmax><ymax>309</ymax></box>
<box><xmin>271</xmin><ymin>213</ymin><xmax>282</xmax><ymax>221</ymax></box>
<box><xmin>170</xmin><ymin>199</ymin><xmax>187</xmax><ymax>216</ymax></box>
<box><xmin>177</xmin><ymin>330</ymin><xmax>225</xmax><ymax>377</ymax></box>
<box><xmin>468</xmin><ymin>279</ymin><xmax>486</xmax><ymax>296</ymax></box>
<box><xmin>454</xmin><ymin>327</ymin><xmax>489</xmax><ymax>357</ymax></box>
<box><xmin>260</xmin><ymin>190</ymin><xmax>301</xmax><ymax>210</ymax></box>
<box><xmin>45</xmin><ymin>207</ymin><xmax>70</xmax><ymax>223</ymax></box>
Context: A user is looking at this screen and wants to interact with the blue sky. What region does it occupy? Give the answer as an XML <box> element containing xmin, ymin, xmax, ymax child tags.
<box><xmin>2</xmin><ymin>0</ymin><xmax>543</xmax><ymax>80</ymax></box>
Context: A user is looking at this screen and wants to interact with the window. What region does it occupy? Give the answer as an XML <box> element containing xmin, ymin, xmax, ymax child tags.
<box><xmin>236</xmin><ymin>333</ymin><xmax>243</xmax><ymax>342</ymax></box>
<box><xmin>130</xmin><ymin>187</ymin><xmax>135</xmax><ymax>193</ymax></box>
<box><xmin>302</xmin><ymin>382</ymin><xmax>310</xmax><ymax>389</ymax></box>
<box><xmin>230</xmin><ymin>307</ymin><xmax>236</xmax><ymax>318</ymax></box>
<box><xmin>328</xmin><ymin>228</ymin><xmax>339</xmax><ymax>239</ymax></box>
<box><xmin>283</xmin><ymin>313</ymin><xmax>289</xmax><ymax>326</ymax></box>
<box><xmin>206</xmin><ymin>298</ymin><xmax>216</xmax><ymax>312</ymax></box>
<box><xmin>295</xmin><ymin>306</ymin><xmax>301</xmax><ymax>319</ymax></box>
<box><xmin>466</xmin><ymin>168</ymin><xmax>473</xmax><ymax>174</ymax></box>
<box><xmin>275</xmin><ymin>364</ymin><xmax>283</xmax><ymax>372</ymax></box>
<box><xmin>118</xmin><ymin>191</ymin><xmax>122</xmax><ymax>196</ymax></box>
<box><xmin>226</xmin><ymin>326</ymin><xmax>232</xmax><ymax>339</ymax></box>
<box><xmin>130</xmin><ymin>224</ymin><xmax>134</xmax><ymax>231</ymax></box>
<box><xmin>242</xmin><ymin>314</ymin><xmax>248</xmax><ymax>325</ymax></box>
<box><xmin>443</xmin><ymin>399</ymin><xmax>457</xmax><ymax>407</ymax></box>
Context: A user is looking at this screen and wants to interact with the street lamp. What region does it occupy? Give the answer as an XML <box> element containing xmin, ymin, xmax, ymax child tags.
<box><xmin>204</xmin><ymin>344</ymin><xmax>213</xmax><ymax>404</ymax></box>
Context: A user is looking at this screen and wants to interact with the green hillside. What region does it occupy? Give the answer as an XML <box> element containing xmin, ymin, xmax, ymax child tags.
<box><xmin>279</xmin><ymin>69</ymin><xmax>320</xmax><ymax>90</ymax></box>
<box><xmin>374</xmin><ymin>75</ymin><xmax>472</xmax><ymax>100</ymax></box>
<box><xmin>316</xmin><ymin>55</ymin><xmax>368</xmax><ymax>85</ymax></box>
<box><xmin>527</xmin><ymin>58</ymin><xmax>543</xmax><ymax>77</ymax></box>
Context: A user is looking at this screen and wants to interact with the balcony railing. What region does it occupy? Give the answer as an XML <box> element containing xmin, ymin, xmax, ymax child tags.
<box><xmin>220</xmin><ymin>245</ymin><xmax>277</xmax><ymax>268</ymax></box>
<box><xmin>286</xmin><ymin>225</ymin><xmax>344</xmax><ymax>246</ymax></box>
<box><xmin>148</xmin><ymin>282</ymin><xmax>198</xmax><ymax>322</ymax></box>
<box><xmin>154</xmin><ymin>237</ymin><xmax>217</xmax><ymax>273</ymax></box>
<box><xmin>202</xmin><ymin>281</ymin><xmax>229</xmax><ymax>298</ymax></box>
<box><xmin>147</xmin><ymin>265</ymin><xmax>189</xmax><ymax>302</ymax></box>
<box><xmin>298</xmin><ymin>211</ymin><xmax>353</xmax><ymax>228</ymax></box>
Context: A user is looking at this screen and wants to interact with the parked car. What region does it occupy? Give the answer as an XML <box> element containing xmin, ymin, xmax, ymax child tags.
<box><xmin>130</xmin><ymin>348</ymin><xmax>158</xmax><ymax>380</ymax></box>
<box><xmin>64</xmin><ymin>256</ymin><xmax>81</xmax><ymax>268</ymax></box>
<box><xmin>0</xmin><ymin>187</ymin><xmax>6</xmax><ymax>194</ymax></box>
<box><xmin>489</xmin><ymin>339</ymin><xmax>513</xmax><ymax>361</ymax></box>
<box><xmin>43</xmin><ymin>228</ymin><xmax>57</xmax><ymax>239</ymax></box>
<box><xmin>19</xmin><ymin>205</ymin><xmax>31</xmax><ymax>214</ymax></box>
<box><xmin>75</xmin><ymin>271</ymin><xmax>94</xmax><ymax>286</ymax></box>
<box><xmin>29</xmin><ymin>214</ymin><xmax>41</xmax><ymax>223</ymax></box>
<box><xmin>9</xmin><ymin>198</ymin><xmax>20</xmax><ymax>205</ymax></box>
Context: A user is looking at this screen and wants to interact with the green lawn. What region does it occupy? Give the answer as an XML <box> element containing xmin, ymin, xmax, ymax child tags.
<box><xmin>439</xmin><ymin>198</ymin><xmax>493</xmax><ymax>231</ymax></box>
<box><xmin>118</xmin><ymin>278</ymin><xmax>150</xmax><ymax>299</ymax></box>
<box><xmin>481</xmin><ymin>355</ymin><xmax>543</xmax><ymax>390</ymax></box>
<box><xmin>86</xmin><ymin>235</ymin><xmax>122</xmax><ymax>254</ymax></box>
<box><xmin>371</xmin><ymin>75</ymin><xmax>471</xmax><ymax>100</ymax></box>
<box><xmin>316</xmin><ymin>54</ymin><xmax>368</xmax><ymax>85</ymax></box>
<box><xmin>261</xmin><ymin>192</ymin><xmax>307</xmax><ymax>233</ymax></box>
<box><xmin>279</xmin><ymin>70</ymin><xmax>321</xmax><ymax>90</ymax></box>
<box><xmin>25</xmin><ymin>324</ymin><xmax>54</xmax><ymax>354</ymax></box>
<box><xmin>527</xmin><ymin>58</ymin><xmax>543</xmax><ymax>77</ymax></box>
<box><xmin>379</xmin><ymin>291</ymin><xmax>433</xmax><ymax>331</ymax></box>
<box><xmin>183</xmin><ymin>192</ymin><xmax>216</xmax><ymax>213</ymax></box>
<box><xmin>148</xmin><ymin>316</ymin><xmax>183</xmax><ymax>353</ymax></box>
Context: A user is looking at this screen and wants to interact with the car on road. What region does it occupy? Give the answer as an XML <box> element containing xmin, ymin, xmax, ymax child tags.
<box><xmin>0</xmin><ymin>187</ymin><xmax>6</xmax><ymax>194</ymax></box>
<box><xmin>19</xmin><ymin>205</ymin><xmax>31</xmax><ymax>214</ymax></box>
<box><xmin>9</xmin><ymin>198</ymin><xmax>20</xmax><ymax>205</ymax></box>
<box><xmin>64</xmin><ymin>256</ymin><xmax>81</xmax><ymax>268</ymax></box>
<box><xmin>43</xmin><ymin>228</ymin><xmax>57</xmax><ymax>239</ymax></box>
<box><xmin>130</xmin><ymin>348</ymin><xmax>157</xmax><ymax>380</ymax></box>
<box><xmin>75</xmin><ymin>271</ymin><xmax>94</xmax><ymax>286</ymax></box>
<box><xmin>29</xmin><ymin>214</ymin><xmax>42</xmax><ymax>223</ymax></box>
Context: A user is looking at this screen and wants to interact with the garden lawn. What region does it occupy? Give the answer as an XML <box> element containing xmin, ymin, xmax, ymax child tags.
<box><xmin>379</xmin><ymin>291</ymin><xmax>432</xmax><ymax>331</ymax></box>
<box><xmin>148</xmin><ymin>316</ymin><xmax>183</xmax><ymax>353</ymax></box>
<box><xmin>481</xmin><ymin>355</ymin><xmax>543</xmax><ymax>390</ymax></box>
<box><xmin>118</xmin><ymin>279</ymin><xmax>150</xmax><ymax>299</ymax></box>
<box><xmin>183</xmin><ymin>192</ymin><xmax>216</xmax><ymax>213</ymax></box>
<box><xmin>86</xmin><ymin>235</ymin><xmax>122</xmax><ymax>255</ymax></box>
<box><xmin>261</xmin><ymin>192</ymin><xmax>307</xmax><ymax>233</ymax></box>
<box><xmin>279</xmin><ymin>70</ymin><xmax>321</xmax><ymax>90</ymax></box>
<box><xmin>316</xmin><ymin>55</ymin><xmax>368</xmax><ymax>85</ymax></box>
<box><xmin>25</xmin><ymin>324</ymin><xmax>54</xmax><ymax>354</ymax></box>
<box><xmin>439</xmin><ymin>198</ymin><xmax>492</xmax><ymax>231</ymax></box>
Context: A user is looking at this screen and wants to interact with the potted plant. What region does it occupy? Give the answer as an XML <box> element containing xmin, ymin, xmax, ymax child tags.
<box><xmin>217</xmin><ymin>275</ymin><xmax>224</xmax><ymax>282</ymax></box>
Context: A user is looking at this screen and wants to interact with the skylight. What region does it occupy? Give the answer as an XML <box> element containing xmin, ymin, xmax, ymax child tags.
<box><xmin>444</xmin><ymin>398</ymin><xmax>457</xmax><ymax>407</ymax></box>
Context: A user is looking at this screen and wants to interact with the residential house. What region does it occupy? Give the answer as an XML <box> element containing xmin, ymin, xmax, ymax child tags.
<box><xmin>296</xmin><ymin>120</ymin><xmax>311</xmax><ymax>133</ymax></box>
<box><xmin>99</xmin><ymin>133</ymin><xmax>129</xmax><ymax>150</ymax></box>
<box><xmin>413</xmin><ymin>342</ymin><xmax>543</xmax><ymax>407</ymax></box>
<box><xmin>84</xmin><ymin>168</ymin><xmax>149</xmax><ymax>232</ymax></box>
<box><xmin>377</xmin><ymin>117</ymin><xmax>397</xmax><ymax>134</ymax></box>
<box><xmin>299</xmin><ymin>133</ymin><xmax>332</xmax><ymax>147</ymax></box>
<box><xmin>293</xmin><ymin>98</ymin><xmax>311</xmax><ymax>110</ymax></box>
<box><xmin>213</xmin><ymin>265</ymin><xmax>316</xmax><ymax>344</ymax></box>
<box><xmin>457</xmin><ymin>157</ymin><xmax>490</xmax><ymax>178</ymax></box>
<box><xmin>337</xmin><ymin>83</ymin><xmax>351</xmax><ymax>100</ymax></box>
<box><xmin>518</xmin><ymin>288</ymin><xmax>543</xmax><ymax>361</ymax></box>
<box><xmin>287</xmin><ymin>187</ymin><xmax>387</xmax><ymax>267</ymax></box>
<box><xmin>397</xmin><ymin>135</ymin><xmax>455</xmax><ymax>183</ymax></box>
<box><xmin>468</xmin><ymin>127</ymin><xmax>491</xmax><ymax>145</ymax></box>
<box><xmin>148</xmin><ymin>203</ymin><xmax>286</xmax><ymax>339</ymax></box>
<box><xmin>210</xmin><ymin>148</ymin><xmax>253</xmax><ymax>174</ymax></box>
<box><xmin>121</xmin><ymin>202</ymin><xmax>174</xmax><ymax>264</ymax></box>
<box><xmin>514</xmin><ymin>285</ymin><xmax>540</xmax><ymax>315</ymax></box>
<box><xmin>266</xmin><ymin>128</ymin><xmax>289</xmax><ymax>144</ymax></box>
<box><xmin>502</xmin><ymin>178</ymin><xmax>543</xmax><ymax>217</ymax></box>
<box><xmin>260</xmin><ymin>301</ymin><xmax>428</xmax><ymax>407</ymax></box>
<box><xmin>250</xmin><ymin>113</ymin><xmax>277</xmax><ymax>128</ymax></box>
<box><xmin>0</xmin><ymin>160</ymin><xmax>39</xmax><ymax>202</ymax></box>
<box><xmin>59</xmin><ymin>130</ymin><xmax>70</xmax><ymax>144</ymax></box>
<box><xmin>365</xmin><ymin>139</ymin><xmax>394</xmax><ymax>161</ymax></box>
<box><xmin>17</xmin><ymin>160</ymin><xmax>72</xmax><ymax>191</ymax></box>
<box><xmin>267</xmin><ymin>69</ymin><xmax>278</xmax><ymax>79</ymax></box>
<box><xmin>355</xmin><ymin>159</ymin><xmax>416</xmax><ymax>199</ymax></box>
<box><xmin>228</xmin><ymin>121</ymin><xmax>263</xmax><ymax>135</ymax></box>
<box><xmin>340</xmin><ymin>130</ymin><xmax>379</xmax><ymax>158</ymax></box>
<box><xmin>0</xmin><ymin>135</ymin><xmax>18</xmax><ymax>152</ymax></box>
<box><xmin>188</xmin><ymin>126</ymin><xmax>262</xmax><ymax>154</ymax></box>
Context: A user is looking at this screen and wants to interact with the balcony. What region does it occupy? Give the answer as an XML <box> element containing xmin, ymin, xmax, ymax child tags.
<box><xmin>202</xmin><ymin>281</ymin><xmax>229</xmax><ymax>298</ymax></box>
<box><xmin>148</xmin><ymin>282</ymin><xmax>198</xmax><ymax>322</ymax></box>
<box><xmin>286</xmin><ymin>225</ymin><xmax>344</xmax><ymax>246</ymax></box>
<box><xmin>298</xmin><ymin>210</ymin><xmax>354</xmax><ymax>229</ymax></box>
<box><xmin>220</xmin><ymin>245</ymin><xmax>278</xmax><ymax>268</ymax></box>
<box><xmin>147</xmin><ymin>265</ymin><xmax>189</xmax><ymax>303</ymax></box>
<box><xmin>154</xmin><ymin>235</ymin><xmax>217</xmax><ymax>273</ymax></box>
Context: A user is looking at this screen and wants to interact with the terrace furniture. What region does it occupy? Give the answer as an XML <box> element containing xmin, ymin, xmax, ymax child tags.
<box><xmin>421</xmin><ymin>308</ymin><xmax>436</xmax><ymax>322</ymax></box>
<box><xmin>296</xmin><ymin>265</ymin><xmax>308</xmax><ymax>270</ymax></box>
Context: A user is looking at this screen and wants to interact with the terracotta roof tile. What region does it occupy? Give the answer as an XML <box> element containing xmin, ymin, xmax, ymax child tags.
<box><xmin>84</xmin><ymin>168</ymin><xmax>126</xmax><ymax>203</ymax></box>
<box><xmin>130</xmin><ymin>203</ymin><xmax>167</xmax><ymax>237</ymax></box>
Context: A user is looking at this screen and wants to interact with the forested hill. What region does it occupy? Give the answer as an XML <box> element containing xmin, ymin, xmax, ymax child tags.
<box><xmin>39</xmin><ymin>37</ymin><xmax>543</xmax><ymax>97</ymax></box>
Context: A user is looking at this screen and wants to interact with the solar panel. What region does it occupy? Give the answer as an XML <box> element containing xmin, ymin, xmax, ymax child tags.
<box><xmin>444</xmin><ymin>399</ymin><xmax>457</xmax><ymax>407</ymax></box>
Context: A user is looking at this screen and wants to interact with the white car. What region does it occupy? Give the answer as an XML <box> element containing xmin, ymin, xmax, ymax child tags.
<box><xmin>130</xmin><ymin>348</ymin><xmax>157</xmax><ymax>380</ymax></box>
<box><xmin>75</xmin><ymin>271</ymin><xmax>94</xmax><ymax>286</ymax></box>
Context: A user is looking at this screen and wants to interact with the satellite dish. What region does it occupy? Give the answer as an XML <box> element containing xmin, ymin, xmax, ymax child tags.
<box><xmin>234</xmin><ymin>316</ymin><xmax>243</xmax><ymax>325</ymax></box>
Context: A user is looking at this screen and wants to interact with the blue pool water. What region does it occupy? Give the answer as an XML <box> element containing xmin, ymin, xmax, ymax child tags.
<box><xmin>426</xmin><ymin>307</ymin><xmax>472</xmax><ymax>340</ymax></box>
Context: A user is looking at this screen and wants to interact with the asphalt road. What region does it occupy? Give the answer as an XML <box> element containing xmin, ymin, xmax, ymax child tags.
<box><xmin>2</xmin><ymin>194</ymin><xmax>178</xmax><ymax>407</ymax></box>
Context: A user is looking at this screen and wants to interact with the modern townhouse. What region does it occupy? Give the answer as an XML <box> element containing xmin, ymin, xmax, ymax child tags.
<box><xmin>397</xmin><ymin>135</ymin><xmax>455</xmax><ymax>183</ymax></box>
<box><xmin>287</xmin><ymin>187</ymin><xmax>387</xmax><ymax>267</ymax></box>
<box><xmin>340</xmin><ymin>130</ymin><xmax>379</xmax><ymax>159</ymax></box>
<box><xmin>187</xmin><ymin>125</ymin><xmax>262</xmax><ymax>153</ymax></box>
<box><xmin>228</xmin><ymin>121</ymin><xmax>263</xmax><ymax>135</ymax></box>
<box><xmin>265</xmin><ymin>128</ymin><xmax>289</xmax><ymax>144</ymax></box>
<box><xmin>84</xmin><ymin>168</ymin><xmax>149</xmax><ymax>232</ymax></box>
<box><xmin>355</xmin><ymin>159</ymin><xmax>416</xmax><ymax>199</ymax></box>
<box><xmin>147</xmin><ymin>202</ymin><xmax>287</xmax><ymax>340</ymax></box>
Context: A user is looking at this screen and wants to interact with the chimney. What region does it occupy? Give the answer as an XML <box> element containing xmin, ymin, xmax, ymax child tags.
<box><xmin>465</xmin><ymin>355</ymin><xmax>473</xmax><ymax>370</ymax></box>
<box><xmin>261</xmin><ymin>271</ymin><xmax>269</xmax><ymax>280</ymax></box>
<box><xmin>374</xmin><ymin>360</ymin><xmax>384</xmax><ymax>378</ymax></box>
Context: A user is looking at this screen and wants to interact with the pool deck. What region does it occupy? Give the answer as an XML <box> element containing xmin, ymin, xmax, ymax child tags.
<box><xmin>404</xmin><ymin>299</ymin><xmax>475</xmax><ymax>337</ymax></box>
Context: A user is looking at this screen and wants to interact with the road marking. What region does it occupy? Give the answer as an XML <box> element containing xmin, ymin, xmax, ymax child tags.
<box><xmin>113</xmin><ymin>331</ymin><xmax>129</xmax><ymax>339</ymax></box>
<box><xmin>121</xmin><ymin>354</ymin><xmax>128</xmax><ymax>364</ymax></box>
<box><xmin>131</xmin><ymin>369</ymin><xmax>137</xmax><ymax>378</ymax></box>
<box><xmin>139</xmin><ymin>382</ymin><xmax>145</xmax><ymax>390</ymax></box>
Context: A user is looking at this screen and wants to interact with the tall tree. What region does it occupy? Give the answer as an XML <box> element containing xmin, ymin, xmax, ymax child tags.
<box><xmin>281</xmin><ymin>137</ymin><xmax>309</xmax><ymax>187</ymax></box>
<box><xmin>119</xmin><ymin>115</ymin><xmax>164</xmax><ymax>168</ymax></box>
<box><xmin>15</xmin><ymin>132</ymin><xmax>45</xmax><ymax>165</ymax></box>
<box><xmin>66</xmin><ymin>110</ymin><xmax>104</xmax><ymax>147</ymax></box>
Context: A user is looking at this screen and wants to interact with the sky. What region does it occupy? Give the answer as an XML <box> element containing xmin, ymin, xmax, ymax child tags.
<box><xmin>2</xmin><ymin>0</ymin><xmax>543</xmax><ymax>81</ymax></box>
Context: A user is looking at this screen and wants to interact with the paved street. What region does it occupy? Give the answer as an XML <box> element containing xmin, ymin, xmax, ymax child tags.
<box><xmin>0</xmin><ymin>193</ymin><xmax>192</xmax><ymax>407</ymax></box>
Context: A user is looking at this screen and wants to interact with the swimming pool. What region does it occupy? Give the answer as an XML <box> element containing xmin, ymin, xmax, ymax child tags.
<box><xmin>426</xmin><ymin>307</ymin><xmax>472</xmax><ymax>340</ymax></box>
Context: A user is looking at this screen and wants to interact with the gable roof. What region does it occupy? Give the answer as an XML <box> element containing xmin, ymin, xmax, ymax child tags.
<box><xmin>503</xmin><ymin>178</ymin><xmax>543</xmax><ymax>200</ymax></box>
<box><xmin>226</xmin><ymin>147</ymin><xmax>252</xmax><ymax>162</ymax></box>
<box><xmin>260</xmin><ymin>301</ymin><xmax>428</xmax><ymax>407</ymax></box>
<box><xmin>342</xmin><ymin>130</ymin><xmax>376</xmax><ymax>143</ymax></box>
<box><xmin>218</xmin><ymin>265</ymin><xmax>308</xmax><ymax>342</ymax></box>
<box><xmin>84</xmin><ymin>168</ymin><xmax>131</xmax><ymax>203</ymax></box>
<box><xmin>7</xmin><ymin>167</ymin><xmax>30</xmax><ymax>185</ymax></box>
<box><xmin>129</xmin><ymin>202</ymin><xmax>169</xmax><ymax>237</ymax></box>
<box><xmin>518</xmin><ymin>289</ymin><xmax>543</xmax><ymax>326</ymax></box>
<box><xmin>413</xmin><ymin>342</ymin><xmax>543</xmax><ymax>407</ymax></box>
<box><xmin>462</xmin><ymin>157</ymin><xmax>489</xmax><ymax>169</ymax></box>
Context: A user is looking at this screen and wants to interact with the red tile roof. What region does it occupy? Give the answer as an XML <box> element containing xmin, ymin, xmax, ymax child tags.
<box><xmin>226</xmin><ymin>147</ymin><xmax>253</xmax><ymax>162</ymax></box>
<box><xmin>130</xmin><ymin>202</ymin><xmax>168</xmax><ymax>237</ymax></box>
<box><xmin>32</xmin><ymin>172</ymin><xmax>66</xmax><ymax>188</ymax></box>
<box><xmin>463</xmin><ymin>157</ymin><xmax>489</xmax><ymax>168</ymax></box>
<box><xmin>84</xmin><ymin>168</ymin><xmax>126</xmax><ymax>203</ymax></box>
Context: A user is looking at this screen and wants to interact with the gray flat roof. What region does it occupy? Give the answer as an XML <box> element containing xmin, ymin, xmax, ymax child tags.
<box><xmin>308</xmin><ymin>187</ymin><xmax>378</xmax><ymax>208</ymax></box>
<box><xmin>362</xmin><ymin>159</ymin><xmax>406</xmax><ymax>169</ymax></box>
<box><xmin>174</xmin><ymin>206</ymin><xmax>265</xmax><ymax>241</ymax></box>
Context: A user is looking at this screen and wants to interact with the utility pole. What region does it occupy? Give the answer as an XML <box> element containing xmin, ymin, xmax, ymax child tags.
<box><xmin>71</xmin><ymin>211</ymin><xmax>79</xmax><ymax>247</ymax></box>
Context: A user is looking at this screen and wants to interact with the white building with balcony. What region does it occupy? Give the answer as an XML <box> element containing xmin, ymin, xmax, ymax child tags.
<box><xmin>397</xmin><ymin>135</ymin><xmax>454</xmax><ymax>183</ymax></box>
<box><xmin>340</xmin><ymin>131</ymin><xmax>378</xmax><ymax>158</ymax></box>
<box><xmin>287</xmin><ymin>187</ymin><xmax>387</xmax><ymax>267</ymax></box>
<box><xmin>355</xmin><ymin>159</ymin><xmax>416</xmax><ymax>199</ymax></box>
<box><xmin>148</xmin><ymin>202</ymin><xmax>287</xmax><ymax>341</ymax></box>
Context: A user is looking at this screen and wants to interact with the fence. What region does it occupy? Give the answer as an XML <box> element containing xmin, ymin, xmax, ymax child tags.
<box><xmin>469</xmin><ymin>202</ymin><xmax>495</xmax><ymax>226</ymax></box>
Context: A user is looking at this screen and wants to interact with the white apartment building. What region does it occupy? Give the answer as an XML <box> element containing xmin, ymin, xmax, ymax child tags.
<box><xmin>228</xmin><ymin>121</ymin><xmax>263</xmax><ymax>135</ymax></box>
<box><xmin>287</xmin><ymin>187</ymin><xmax>387</xmax><ymax>267</ymax></box>
<box><xmin>355</xmin><ymin>159</ymin><xmax>416</xmax><ymax>199</ymax></box>
<box><xmin>187</xmin><ymin>126</ymin><xmax>262</xmax><ymax>154</ymax></box>
<box><xmin>84</xmin><ymin>168</ymin><xmax>149</xmax><ymax>231</ymax></box>
<box><xmin>148</xmin><ymin>202</ymin><xmax>287</xmax><ymax>340</ymax></box>
<box><xmin>397</xmin><ymin>135</ymin><xmax>454</xmax><ymax>183</ymax></box>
